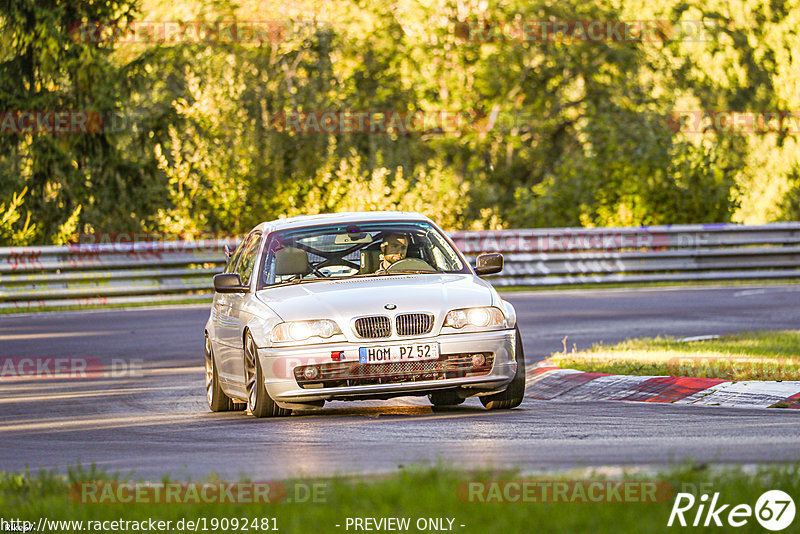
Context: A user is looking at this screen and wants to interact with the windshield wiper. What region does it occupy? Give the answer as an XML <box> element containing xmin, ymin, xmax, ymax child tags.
<box><xmin>347</xmin><ymin>270</ymin><xmax>443</xmax><ymax>277</ymax></box>
<box><xmin>383</xmin><ymin>269</ymin><xmax>443</xmax><ymax>274</ymax></box>
<box><xmin>269</xmin><ymin>277</ymin><xmax>328</xmax><ymax>288</ymax></box>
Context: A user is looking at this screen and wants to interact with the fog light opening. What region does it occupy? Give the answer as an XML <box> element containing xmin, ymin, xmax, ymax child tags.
<box><xmin>303</xmin><ymin>366</ymin><xmax>319</xmax><ymax>380</ymax></box>
<box><xmin>471</xmin><ymin>353</ymin><xmax>486</xmax><ymax>367</ymax></box>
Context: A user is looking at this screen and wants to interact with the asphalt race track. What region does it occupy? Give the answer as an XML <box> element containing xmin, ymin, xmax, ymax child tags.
<box><xmin>2</xmin><ymin>284</ymin><xmax>800</xmax><ymax>479</ymax></box>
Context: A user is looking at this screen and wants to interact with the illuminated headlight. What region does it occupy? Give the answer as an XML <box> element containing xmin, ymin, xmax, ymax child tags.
<box><xmin>270</xmin><ymin>320</ymin><xmax>342</xmax><ymax>343</ymax></box>
<box><xmin>443</xmin><ymin>307</ymin><xmax>507</xmax><ymax>329</ymax></box>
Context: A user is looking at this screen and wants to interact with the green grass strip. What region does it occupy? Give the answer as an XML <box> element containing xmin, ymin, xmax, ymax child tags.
<box><xmin>549</xmin><ymin>330</ymin><xmax>800</xmax><ymax>381</ymax></box>
<box><xmin>2</xmin><ymin>464</ymin><xmax>800</xmax><ymax>533</ymax></box>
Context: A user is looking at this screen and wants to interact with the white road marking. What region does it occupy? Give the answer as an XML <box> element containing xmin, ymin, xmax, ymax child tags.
<box><xmin>0</xmin><ymin>330</ymin><xmax>125</xmax><ymax>341</ymax></box>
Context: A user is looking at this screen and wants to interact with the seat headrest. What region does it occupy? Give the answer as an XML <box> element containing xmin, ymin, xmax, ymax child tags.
<box><xmin>275</xmin><ymin>247</ymin><xmax>309</xmax><ymax>275</ymax></box>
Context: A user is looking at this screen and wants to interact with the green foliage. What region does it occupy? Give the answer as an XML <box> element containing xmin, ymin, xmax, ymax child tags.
<box><xmin>626</xmin><ymin>0</ymin><xmax>800</xmax><ymax>223</ymax></box>
<box><xmin>549</xmin><ymin>330</ymin><xmax>800</xmax><ymax>381</ymax></box>
<box><xmin>776</xmin><ymin>165</ymin><xmax>800</xmax><ymax>221</ymax></box>
<box><xmin>289</xmin><ymin>154</ymin><xmax>471</xmax><ymax>229</ymax></box>
<box><xmin>0</xmin><ymin>187</ymin><xmax>37</xmax><ymax>246</ymax></box>
<box><xmin>509</xmin><ymin>116</ymin><xmax>738</xmax><ymax>227</ymax></box>
<box><xmin>0</xmin><ymin>0</ymin><xmax>798</xmax><ymax>245</ymax></box>
<box><xmin>52</xmin><ymin>204</ymin><xmax>82</xmax><ymax>245</ymax></box>
<box><xmin>4</xmin><ymin>464</ymin><xmax>800</xmax><ymax>533</ymax></box>
<box><xmin>0</xmin><ymin>0</ymin><xmax>159</xmax><ymax>242</ymax></box>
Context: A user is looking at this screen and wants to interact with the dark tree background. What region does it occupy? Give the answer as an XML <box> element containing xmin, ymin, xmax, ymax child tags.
<box><xmin>1</xmin><ymin>0</ymin><xmax>797</xmax><ymax>244</ymax></box>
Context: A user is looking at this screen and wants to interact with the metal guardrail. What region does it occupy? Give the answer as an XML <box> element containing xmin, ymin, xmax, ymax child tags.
<box><xmin>449</xmin><ymin>222</ymin><xmax>800</xmax><ymax>286</ymax></box>
<box><xmin>1</xmin><ymin>223</ymin><xmax>799</xmax><ymax>310</ymax></box>
<box><xmin>0</xmin><ymin>239</ymin><xmax>236</xmax><ymax>311</ymax></box>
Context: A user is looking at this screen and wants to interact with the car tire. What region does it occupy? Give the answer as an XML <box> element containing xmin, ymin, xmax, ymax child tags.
<box><xmin>480</xmin><ymin>326</ymin><xmax>526</xmax><ymax>410</ymax></box>
<box><xmin>244</xmin><ymin>333</ymin><xmax>291</xmax><ymax>418</ymax></box>
<box><xmin>205</xmin><ymin>334</ymin><xmax>237</xmax><ymax>412</ymax></box>
<box><xmin>428</xmin><ymin>391</ymin><xmax>465</xmax><ymax>407</ymax></box>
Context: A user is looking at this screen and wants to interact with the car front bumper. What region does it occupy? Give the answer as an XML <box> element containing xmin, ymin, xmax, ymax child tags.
<box><xmin>257</xmin><ymin>329</ymin><xmax>517</xmax><ymax>406</ymax></box>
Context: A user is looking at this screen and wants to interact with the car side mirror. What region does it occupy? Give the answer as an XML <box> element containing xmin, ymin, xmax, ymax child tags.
<box><xmin>474</xmin><ymin>253</ymin><xmax>503</xmax><ymax>276</ymax></box>
<box><xmin>214</xmin><ymin>273</ymin><xmax>248</xmax><ymax>293</ymax></box>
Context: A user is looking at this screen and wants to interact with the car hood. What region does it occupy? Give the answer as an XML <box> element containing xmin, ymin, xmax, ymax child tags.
<box><xmin>255</xmin><ymin>273</ymin><xmax>495</xmax><ymax>330</ymax></box>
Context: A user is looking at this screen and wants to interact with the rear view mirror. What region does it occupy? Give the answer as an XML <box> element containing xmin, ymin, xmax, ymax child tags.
<box><xmin>334</xmin><ymin>232</ymin><xmax>372</xmax><ymax>244</ymax></box>
<box><xmin>214</xmin><ymin>273</ymin><xmax>248</xmax><ymax>293</ymax></box>
<box><xmin>474</xmin><ymin>253</ymin><xmax>503</xmax><ymax>276</ymax></box>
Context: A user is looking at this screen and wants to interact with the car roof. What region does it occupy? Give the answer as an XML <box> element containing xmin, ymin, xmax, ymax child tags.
<box><xmin>253</xmin><ymin>211</ymin><xmax>433</xmax><ymax>234</ymax></box>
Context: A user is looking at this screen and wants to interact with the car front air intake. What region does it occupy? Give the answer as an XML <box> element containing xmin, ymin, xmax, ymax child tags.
<box><xmin>354</xmin><ymin>316</ymin><xmax>392</xmax><ymax>338</ymax></box>
<box><xmin>395</xmin><ymin>313</ymin><xmax>434</xmax><ymax>336</ymax></box>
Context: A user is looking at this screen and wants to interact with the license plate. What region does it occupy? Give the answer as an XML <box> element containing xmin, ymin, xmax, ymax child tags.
<box><xmin>358</xmin><ymin>343</ymin><xmax>439</xmax><ymax>364</ymax></box>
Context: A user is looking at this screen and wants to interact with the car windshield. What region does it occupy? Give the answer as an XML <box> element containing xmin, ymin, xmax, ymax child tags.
<box><xmin>259</xmin><ymin>221</ymin><xmax>466</xmax><ymax>288</ymax></box>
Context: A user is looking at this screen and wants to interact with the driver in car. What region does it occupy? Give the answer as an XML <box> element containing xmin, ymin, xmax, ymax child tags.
<box><xmin>378</xmin><ymin>233</ymin><xmax>408</xmax><ymax>271</ymax></box>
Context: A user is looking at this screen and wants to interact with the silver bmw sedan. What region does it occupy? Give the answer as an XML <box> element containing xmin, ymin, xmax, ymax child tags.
<box><xmin>204</xmin><ymin>211</ymin><xmax>525</xmax><ymax>417</ymax></box>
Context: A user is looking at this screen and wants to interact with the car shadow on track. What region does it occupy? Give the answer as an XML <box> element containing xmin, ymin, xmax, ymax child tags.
<box><xmin>198</xmin><ymin>402</ymin><xmax>511</xmax><ymax>421</ymax></box>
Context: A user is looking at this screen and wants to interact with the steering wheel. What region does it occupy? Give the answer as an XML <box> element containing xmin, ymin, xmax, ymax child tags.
<box><xmin>386</xmin><ymin>258</ymin><xmax>437</xmax><ymax>272</ymax></box>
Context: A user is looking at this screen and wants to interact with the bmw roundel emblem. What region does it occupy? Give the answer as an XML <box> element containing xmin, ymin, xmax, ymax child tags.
<box><xmin>384</xmin><ymin>304</ymin><xmax>397</xmax><ymax>310</ymax></box>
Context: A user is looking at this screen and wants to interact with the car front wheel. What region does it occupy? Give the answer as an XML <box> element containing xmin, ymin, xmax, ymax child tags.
<box><xmin>480</xmin><ymin>326</ymin><xmax>526</xmax><ymax>410</ymax></box>
<box><xmin>244</xmin><ymin>333</ymin><xmax>291</xmax><ymax>418</ymax></box>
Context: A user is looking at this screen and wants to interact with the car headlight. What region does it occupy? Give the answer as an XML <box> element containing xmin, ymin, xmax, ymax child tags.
<box><xmin>443</xmin><ymin>307</ymin><xmax>507</xmax><ymax>329</ymax></box>
<box><xmin>270</xmin><ymin>320</ymin><xmax>342</xmax><ymax>343</ymax></box>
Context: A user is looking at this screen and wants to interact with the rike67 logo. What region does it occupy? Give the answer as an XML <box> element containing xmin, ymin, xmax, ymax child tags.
<box><xmin>668</xmin><ymin>490</ymin><xmax>796</xmax><ymax>530</ymax></box>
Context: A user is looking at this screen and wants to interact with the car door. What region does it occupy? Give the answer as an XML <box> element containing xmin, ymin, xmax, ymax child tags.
<box><xmin>211</xmin><ymin>236</ymin><xmax>246</xmax><ymax>347</ymax></box>
<box><xmin>219</xmin><ymin>231</ymin><xmax>262</xmax><ymax>383</ymax></box>
<box><xmin>213</xmin><ymin>233</ymin><xmax>254</xmax><ymax>383</ymax></box>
